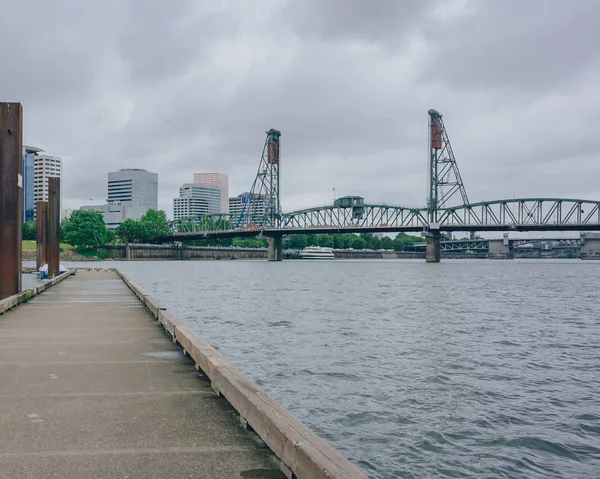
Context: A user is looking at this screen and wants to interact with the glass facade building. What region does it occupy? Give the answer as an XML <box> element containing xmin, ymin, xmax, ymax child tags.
<box><xmin>22</xmin><ymin>147</ymin><xmax>37</xmax><ymax>223</ymax></box>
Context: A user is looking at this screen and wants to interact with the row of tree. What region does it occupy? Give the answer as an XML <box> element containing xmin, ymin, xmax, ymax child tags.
<box><xmin>22</xmin><ymin>209</ymin><xmax>171</xmax><ymax>250</ymax></box>
<box><xmin>193</xmin><ymin>232</ymin><xmax>425</xmax><ymax>251</ymax></box>
<box><xmin>23</xmin><ymin>209</ymin><xmax>425</xmax><ymax>252</ymax></box>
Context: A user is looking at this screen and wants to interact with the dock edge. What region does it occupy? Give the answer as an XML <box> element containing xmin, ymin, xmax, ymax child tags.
<box><xmin>114</xmin><ymin>269</ymin><xmax>368</xmax><ymax>479</ymax></box>
<box><xmin>0</xmin><ymin>270</ymin><xmax>76</xmax><ymax>315</ymax></box>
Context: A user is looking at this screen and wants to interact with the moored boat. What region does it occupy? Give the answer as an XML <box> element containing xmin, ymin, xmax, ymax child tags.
<box><xmin>299</xmin><ymin>246</ymin><xmax>335</xmax><ymax>259</ymax></box>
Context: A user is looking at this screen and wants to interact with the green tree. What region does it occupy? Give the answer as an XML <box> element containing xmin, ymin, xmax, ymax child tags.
<box><xmin>316</xmin><ymin>234</ymin><xmax>333</xmax><ymax>248</ymax></box>
<box><xmin>380</xmin><ymin>236</ymin><xmax>394</xmax><ymax>250</ymax></box>
<box><xmin>359</xmin><ymin>233</ymin><xmax>382</xmax><ymax>250</ymax></box>
<box><xmin>62</xmin><ymin>210</ymin><xmax>110</xmax><ymax>250</ymax></box>
<box><xmin>60</xmin><ymin>217</ymin><xmax>70</xmax><ymax>242</ymax></box>
<box><xmin>105</xmin><ymin>229</ymin><xmax>115</xmax><ymax>244</ymax></box>
<box><xmin>286</xmin><ymin>234</ymin><xmax>307</xmax><ymax>249</ymax></box>
<box><xmin>306</xmin><ymin>234</ymin><xmax>318</xmax><ymax>246</ymax></box>
<box><xmin>350</xmin><ymin>235</ymin><xmax>367</xmax><ymax>250</ymax></box>
<box><xmin>392</xmin><ymin>232</ymin><xmax>425</xmax><ymax>251</ymax></box>
<box><xmin>139</xmin><ymin>209</ymin><xmax>170</xmax><ymax>243</ymax></box>
<box><xmin>22</xmin><ymin>221</ymin><xmax>36</xmax><ymax>240</ymax></box>
<box><xmin>370</xmin><ymin>236</ymin><xmax>381</xmax><ymax>250</ymax></box>
<box><xmin>332</xmin><ymin>235</ymin><xmax>346</xmax><ymax>249</ymax></box>
<box><xmin>116</xmin><ymin>219</ymin><xmax>148</xmax><ymax>243</ymax></box>
<box><xmin>232</xmin><ymin>237</ymin><xmax>267</xmax><ymax>248</ymax></box>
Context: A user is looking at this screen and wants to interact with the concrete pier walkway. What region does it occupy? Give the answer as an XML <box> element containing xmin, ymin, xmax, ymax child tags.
<box><xmin>0</xmin><ymin>270</ymin><xmax>284</xmax><ymax>478</ymax></box>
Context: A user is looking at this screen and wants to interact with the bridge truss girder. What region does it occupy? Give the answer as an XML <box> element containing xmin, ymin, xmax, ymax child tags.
<box><xmin>282</xmin><ymin>198</ymin><xmax>600</xmax><ymax>232</ymax></box>
<box><xmin>164</xmin><ymin>197</ymin><xmax>600</xmax><ymax>242</ymax></box>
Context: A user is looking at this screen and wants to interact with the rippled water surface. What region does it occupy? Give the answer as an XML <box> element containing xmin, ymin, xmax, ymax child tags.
<box><xmin>67</xmin><ymin>259</ymin><xmax>600</xmax><ymax>478</ymax></box>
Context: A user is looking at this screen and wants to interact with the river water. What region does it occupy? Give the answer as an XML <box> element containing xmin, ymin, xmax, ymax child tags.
<box><xmin>50</xmin><ymin>259</ymin><xmax>600</xmax><ymax>478</ymax></box>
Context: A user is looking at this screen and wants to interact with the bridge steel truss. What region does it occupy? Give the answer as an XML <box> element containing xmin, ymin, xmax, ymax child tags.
<box><xmin>283</xmin><ymin>204</ymin><xmax>428</xmax><ymax>231</ymax></box>
<box><xmin>281</xmin><ymin>198</ymin><xmax>600</xmax><ymax>233</ymax></box>
<box><xmin>166</xmin><ymin>198</ymin><xmax>600</xmax><ymax>239</ymax></box>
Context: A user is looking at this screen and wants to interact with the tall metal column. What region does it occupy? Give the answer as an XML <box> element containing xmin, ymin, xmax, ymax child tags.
<box><xmin>47</xmin><ymin>177</ymin><xmax>61</xmax><ymax>278</ymax></box>
<box><xmin>425</xmin><ymin>109</ymin><xmax>469</xmax><ymax>263</ymax></box>
<box><xmin>36</xmin><ymin>201</ymin><xmax>49</xmax><ymax>269</ymax></box>
<box><xmin>0</xmin><ymin>102</ymin><xmax>23</xmax><ymax>299</ymax></box>
<box><xmin>236</xmin><ymin>129</ymin><xmax>282</xmax><ymax>229</ymax></box>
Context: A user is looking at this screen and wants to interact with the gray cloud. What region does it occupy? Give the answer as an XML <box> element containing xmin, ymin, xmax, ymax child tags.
<box><xmin>284</xmin><ymin>0</ymin><xmax>434</xmax><ymax>44</ymax></box>
<box><xmin>1</xmin><ymin>0</ymin><xmax>599</xmax><ymax>221</ymax></box>
<box><xmin>421</xmin><ymin>0</ymin><xmax>600</xmax><ymax>91</ymax></box>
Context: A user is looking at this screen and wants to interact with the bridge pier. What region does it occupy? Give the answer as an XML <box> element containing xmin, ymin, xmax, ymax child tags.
<box><xmin>425</xmin><ymin>231</ymin><xmax>441</xmax><ymax>263</ymax></box>
<box><xmin>580</xmin><ymin>233</ymin><xmax>600</xmax><ymax>260</ymax></box>
<box><xmin>488</xmin><ymin>233</ymin><xmax>512</xmax><ymax>259</ymax></box>
<box><xmin>267</xmin><ymin>236</ymin><xmax>283</xmax><ymax>261</ymax></box>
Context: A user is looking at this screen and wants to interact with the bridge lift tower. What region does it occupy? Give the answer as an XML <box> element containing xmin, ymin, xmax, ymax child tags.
<box><xmin>236</xmin><ymin>128</ymin><xmax>283</xmax><ymax>260</ymax></box>
<box><xmin>426</xmin><ymin>109</ymin><xmax>469</xmax><ymax>262</ymax></box>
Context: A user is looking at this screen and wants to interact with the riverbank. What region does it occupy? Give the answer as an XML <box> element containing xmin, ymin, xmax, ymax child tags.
<box><xmin>22</xmin><ymin>250</ymin><xmax>104</xmax><ymax>262</ymax></box>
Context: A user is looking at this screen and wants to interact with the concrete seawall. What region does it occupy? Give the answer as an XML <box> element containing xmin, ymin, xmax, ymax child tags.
<box><xmin>106</xmin><ymin>244</ymin><xmax>268</xmax><ymax>260</ymax></box>
<box><xmin>106</xmin><ymin>244</ymin><xmax>401</xmax><ymax>260</ymax></box>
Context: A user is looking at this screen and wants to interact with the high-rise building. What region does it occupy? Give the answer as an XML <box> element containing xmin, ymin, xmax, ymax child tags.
<box><xmin>80</xmin><ymin>202</ymin><xmax>151</xmax><ymax>229</ymax></box>
<box><xmin>22</xmin><ymin>146</ymin><xmax>42</xmax><ymax>223</ymax></box>
<box><xmin>228</xmin><ymin>192</ymin><xmax>267</xmax><ymax>224</ymax></box>
<box><xmin>33</xmin><ymin>153</ymin><xmax>62</xmax><ymax>219</ymax></box>
<box><xmin>193</xmin><ymin>173</ymin><xmax>228</xmax><ymax>214</ymax></box>
<box><xmin>82</xmin><ymin>168</ymin><xmax>158</xmax><ymax>229</ymax></box>
<box><xmin>173</xmin><ymin>184</ymin><xmax>221</xmax><ymax>221</ymax></box>
<box><xmin>108</xmin><ymin>168</ymin><xmax>158</xmax><ymax>208</ymax></box>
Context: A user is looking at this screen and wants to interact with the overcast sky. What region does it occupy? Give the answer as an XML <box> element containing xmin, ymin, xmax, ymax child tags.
<box><xmin>2</xmin><ymin>0</ymin><xmax>599</xmax><ymax>218</ymax></box>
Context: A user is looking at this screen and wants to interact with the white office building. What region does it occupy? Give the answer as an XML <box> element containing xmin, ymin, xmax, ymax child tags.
<box><xmin>82</xmin><ymin>168</ymin><xmax>158</xmax><ymax>229</ymax></box>
<box><xmin>173</xmin><ymin>184</ymin><xmax>222</xmax><ymax>221</ymax></box>
<box><xmin>107</xmin><ymin>168</ymin><xmax>158</xmax><ymax>208</ymax></box>
<box><xmin>193</xmin><ymin>173</ymin><xmax>228</xmax><ymax>214</ymax></box>
<box><xmin>33</xmin><ymin>154</ymin><xmax>62</xmax><ymax>219</ymax></box>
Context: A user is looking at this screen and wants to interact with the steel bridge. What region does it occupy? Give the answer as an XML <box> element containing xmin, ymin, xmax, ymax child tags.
<box><xmin>169</xmin><ymin>198</ymin><xmax>600</xmax><ymax>238</ymax></box>
<box><xmin>162</xmin><ymin>109</ymin><xmax>600</xmax><ymax>261</ymax></box>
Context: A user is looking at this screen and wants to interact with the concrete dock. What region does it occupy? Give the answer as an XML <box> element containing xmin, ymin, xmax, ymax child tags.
<box><xmin>0</xmin><ymin>270</ymin><xmax>284</xmax><ymax>478</ymax></box>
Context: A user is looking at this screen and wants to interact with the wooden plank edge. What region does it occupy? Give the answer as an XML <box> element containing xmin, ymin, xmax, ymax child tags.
<box><xmin>115</xmin><ymin>269</ymin><xmax>367</xmax><ymax>479</ymax></box>
<box><xmin>0</xmin><ymin>269</ymin><xmax>75</xmax><ymax>315</ymax></box>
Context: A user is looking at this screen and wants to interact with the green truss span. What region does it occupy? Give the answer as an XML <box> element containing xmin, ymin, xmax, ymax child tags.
<box><xmin>165</xmin><ymin>198</ymin><xmax>600</xmax><ymax>240</ymax></box>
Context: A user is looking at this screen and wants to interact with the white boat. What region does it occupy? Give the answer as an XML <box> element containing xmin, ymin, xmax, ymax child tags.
<box><xmin>299</xmin><ymin>246</ymin><xmax>335</xmax><ymax>259</ymax></box>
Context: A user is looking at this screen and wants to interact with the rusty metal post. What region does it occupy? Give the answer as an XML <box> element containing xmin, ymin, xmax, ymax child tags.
<box><xmin>47</xmin><ymin>177</ymin><xmax>61</xmax><ymax>278</ymax></box>
<box><xmin>36</xmin><ymin>201</ymin><xmax>48</xmax><ymax>270</ymax></box>
<box><xmin>0</xmin><ymin>103</ymin><xmax>23</xmax><ymax>299</ymax></box>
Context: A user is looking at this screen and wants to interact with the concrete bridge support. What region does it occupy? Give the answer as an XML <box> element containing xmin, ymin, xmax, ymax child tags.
<box><xmin>580</xmin><ymin>233</ymin><xmax>600</xmax><ymax>260</ymax></box>
<box><xmin>267</xmin><ymin>236</ymin><xmax>283</xmax><ymax>261</ymax></box>
<box><xmin>425</xmin><ymin>232</ymin><xmax>441</xmax><ymax>263</ymax></box>
<box><xmin>488</xmin><ymin>233</ymin><xmax>512</xmax><ymax>259</ymax></box>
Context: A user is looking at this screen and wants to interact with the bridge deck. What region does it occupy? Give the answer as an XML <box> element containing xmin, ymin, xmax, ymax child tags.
<box><xmin>0</xmin><ymin>270</ymin><xmax>283</xmax><ymax>478</ymax></box>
